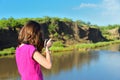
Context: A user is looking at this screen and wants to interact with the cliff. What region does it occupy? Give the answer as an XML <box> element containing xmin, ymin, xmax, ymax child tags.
<box><xmin>0</xmin><ymin>21</ymin><xmax>106</xmax><ymax>50</ymax></box>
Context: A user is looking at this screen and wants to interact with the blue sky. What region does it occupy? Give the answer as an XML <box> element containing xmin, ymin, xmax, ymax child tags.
<box><xmin>0</xmin><ymin>0</ymin><xmax>120</xmax><ymax>26</ymax></box>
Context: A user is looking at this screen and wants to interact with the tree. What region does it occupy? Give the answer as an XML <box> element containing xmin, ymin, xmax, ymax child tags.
<box><xmin>8</xmin><ymin>17</ymin><xmax>20</xmax><ymax>28</ymax></box>
<box><xmin>61</xmin><ymin>17</ymin><xmax>72</xmax><ymax>23</ymax></box>
<box><xmin>42</xmin><ymin>16</ymin><xmax>51</xmax><ymax>23</ymax></box>
<box><xmin>0</xmin><ymin>19</ymin><xmax>10</xmax><ymax>28</ymax></box>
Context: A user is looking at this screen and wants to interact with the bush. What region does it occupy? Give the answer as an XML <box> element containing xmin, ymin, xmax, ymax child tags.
<box><xmin>0</xmin><ymin>47</ymin><xmax>15</xmax><ymax>56</ymax></box>
<box><xmin>52</xmin><ymin>41</ymin><xmax>64</xmax><ymax>47</ymax></box>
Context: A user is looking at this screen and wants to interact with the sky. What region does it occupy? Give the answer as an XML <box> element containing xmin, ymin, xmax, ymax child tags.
<box><xmin>0</xmin><ymin>0</ymin><xmax>120</xmax><ymax>26</ymax></box>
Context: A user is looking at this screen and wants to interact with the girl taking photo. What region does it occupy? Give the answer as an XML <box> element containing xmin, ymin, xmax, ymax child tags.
<box><xmin>15</xmin><ymin>20</ymin><xmax>52</xmax><ymax>80</ymax></box>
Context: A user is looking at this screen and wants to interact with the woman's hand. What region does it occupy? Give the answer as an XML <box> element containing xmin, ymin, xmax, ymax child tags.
<box><xmin>46</xmin><ymin>39</ymin><xmax>52</xmax><ymax>48</ymax></box>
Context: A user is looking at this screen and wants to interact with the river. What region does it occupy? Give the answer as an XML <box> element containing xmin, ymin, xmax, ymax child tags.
<box><xmin>0</xmin><ymin>44</ymin><xmax>120</xmax><ymax>80</ymax></box>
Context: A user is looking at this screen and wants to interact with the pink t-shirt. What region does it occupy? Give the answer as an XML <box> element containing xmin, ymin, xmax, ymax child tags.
<box><xmin>15</xmin><ymin>44</ymin><xmax>43</xmax><ymax>80</ymax></box>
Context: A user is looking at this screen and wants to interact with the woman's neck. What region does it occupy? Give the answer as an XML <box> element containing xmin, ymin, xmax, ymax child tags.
<box><xmin>19</xmin><ymin>43</ymin><xmax>25</xmax><ymax>48</ymax></box>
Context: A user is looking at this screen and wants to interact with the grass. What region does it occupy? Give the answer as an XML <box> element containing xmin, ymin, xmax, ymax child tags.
<box><xmin>0</xmin><ymin>47</ymin><xmax>15</xmax><ymax>56</ymax></box>
<box><xmin>50</xmin><ymin>40</ymin><xmax>120</xmax><ymax>52</ymax></box>
<box><xmin>1</xmin><ymin>40</ymin><xmax>120</xmax><ymax>57</ymax></box>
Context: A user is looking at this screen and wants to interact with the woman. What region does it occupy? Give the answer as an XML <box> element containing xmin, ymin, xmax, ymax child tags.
<box><xmin>15</xmin><ymin>20</ymin><xmax>52</xmax><ymax>80</ymax></box>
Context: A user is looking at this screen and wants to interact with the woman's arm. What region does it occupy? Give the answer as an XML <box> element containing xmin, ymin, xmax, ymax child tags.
<box><xmin>33</xmin><ymin>39</ymin><xmax>52</xmax><ymax>69</ymax></box>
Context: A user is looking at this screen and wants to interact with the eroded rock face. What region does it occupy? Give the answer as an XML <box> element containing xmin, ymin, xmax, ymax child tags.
<box><xmin>108</xmin><ymin>27</ymin><xmax>120</xmax><ymax>39</ymax></box>
<box><xmin>0</xmin><ymin>29</ymin><xmax>18</xmax><ymax>50</ymax></box>
<box><xmin>87</xmin><ymin>27</ymin><xmax>106</xmax><ymax>42</ymax></box>
<box><xmin>0</xmin><ymin>22</ymin><xmax>106</xmax><ymax>49</ymax></box>
<box><xmin>73</xmin><ymin>25</ymin><xmax>106</xmax><ymax>43</ymax></box>
<box><xmin>41</xmin><ymin>22</ymin><xmax>106</xmax><ymax>43</ymax></box>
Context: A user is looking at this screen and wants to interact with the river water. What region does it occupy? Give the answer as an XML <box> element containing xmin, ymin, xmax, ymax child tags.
<box><xmin>0</xmin><ymin>44</ymin><xmax>120</xmax><ymax>80</ymax></box>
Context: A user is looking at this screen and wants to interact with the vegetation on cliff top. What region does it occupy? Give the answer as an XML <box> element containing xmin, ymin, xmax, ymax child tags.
<box><xmin>0</xmin><ymin>17</ymin><xmax>120</xmax><ymax>56</ymax></box>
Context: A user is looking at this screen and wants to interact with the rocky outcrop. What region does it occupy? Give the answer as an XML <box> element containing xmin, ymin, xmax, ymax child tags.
<box><xmin>0</xmin><ymin>21</ymin><xmax>106</xmax><ymax>49</ymax></box>
<box><xmin>41</xmin><ymin>21</ymin><xmax>106</xmax><ymax>44</ymax></box>
<box><xmin>0</xmin><ymin>29</ymin><xmax>18</xmax><ymax>50</ymax></box>
<box><xmin>108</xmin><ymin>27</ymin><xmax>120</xmax><ymax>39</ymax></box>
<box><xmin>72</xmin><ymin>23</ymin><xmax>106</xmax><ymax>43</ymax></box>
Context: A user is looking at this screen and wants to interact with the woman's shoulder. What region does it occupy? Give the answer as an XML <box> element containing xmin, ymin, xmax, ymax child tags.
<box><xmin>16</xmin><ymin>44</ymin><xmax>36</xmax><ymax>55</ymax></box>
<box><xmin>17</xmin><ymin>44</ymin><xmax>35</xmax><ymax>50</ymax></box>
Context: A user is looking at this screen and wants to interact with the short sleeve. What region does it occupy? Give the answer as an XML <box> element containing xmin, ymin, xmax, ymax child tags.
<box><xmin>29</xmin><ymin>45</ymin><xmax>36</xmax><ymax>58</ymax></box>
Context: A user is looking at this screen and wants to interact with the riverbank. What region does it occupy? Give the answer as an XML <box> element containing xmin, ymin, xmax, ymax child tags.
<box><xmin>50</xmin><ymin>40</ymin><xmax>120</xmax><ymax>52</ymax></box>
<box><xmin>0</xmin><ymin>40</ymin><xmax>120</xmax><ymax>57</ymax></box>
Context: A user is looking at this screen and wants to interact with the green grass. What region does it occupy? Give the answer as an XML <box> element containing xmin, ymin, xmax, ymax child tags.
<box><xmin>50</xmin><ymin>40</ymin><xmax>120</xmax><ymax>52</ymax></box>
<box><xmin>0</xmin><ymin>47</ymin><xmax>15</xmax><ymax>56</ymax></box>
<box><xmin>1</xmin><ymin>40</ymin><xmax>120</xmax><ymax>56</ymax></box>
<box><xmin>50</xmin><ymin>46</ymin><xmax>73</xmax><ymax>52</ymax></box>
<box><xmin>75</xmin><ymin>40</ymin><xmax>120</xmax><ymax>51</ymax></box>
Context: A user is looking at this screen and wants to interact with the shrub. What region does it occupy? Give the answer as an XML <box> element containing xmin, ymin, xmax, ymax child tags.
<box><xmin>52</xmin><ymin>41</ymin><xmax>64</xmax><ymax>47</ymax></box>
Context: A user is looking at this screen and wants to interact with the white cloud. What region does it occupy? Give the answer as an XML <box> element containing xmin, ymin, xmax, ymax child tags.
<box><xmin>79</xmin><ymin>3</ymin><xmax>98</xmax><ymax>8</ymax></box>
<box><xmin>72</xmin><ymin>3</ymin><xmax>98</xmax><ymax>10</ymax></box>
<box><xmin>100</xmin><ymin>0</ymin><xmax>120</xmax><ymax>25</ymax></box>
<box><xmin>72</xmin><ymin>0</ymin><xmax>120</xmax><ymax>25</ymax></box>
<box><xmin>101</xmin><ymin>0</ymin><xmax>120</xmax><ymax>16</ymax></box>
<box><xmin>102</xmin><ymin>0</ymin><xmax>120</xmax><ymax>11</ymax></box>
<box><xmin>73</xmin><ymin>0</ymin><xmax>120</xmax><ymax>10</ymax></box>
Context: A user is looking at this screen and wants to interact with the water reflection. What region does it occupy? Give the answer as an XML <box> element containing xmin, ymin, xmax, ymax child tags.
<box><xmin>42</xmin><ymin>51</ymin><xmax>99</xmax><ymax>77</ymax></box>
<box><xmin>98</xmin><ymin>44</ymin><xmax>120</xmax><ymax>52</ymax></box>
<box><xmin>109</xmin><ymin>44</ymin><xmax>120</xmax><ymax>52</ymax></box>
<box><xmin>0</xmin><ymin>56</ymin><xmax>19</xmax><ymax>80</ymax></box>
<box><xmin>0</xmin><ymin>51</ymin><xmax>99</xmax><ymax>80</ymax></box>
<box><xmin>0</xmin><ymin>44</ymin><xmax>120</xmax><ymax>80</ymax></box>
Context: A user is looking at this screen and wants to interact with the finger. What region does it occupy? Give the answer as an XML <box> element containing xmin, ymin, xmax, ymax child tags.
<box><xmin>48</xmin><ymin>38</ymin><xmax>52</xmax><ymax>42</ymax></box>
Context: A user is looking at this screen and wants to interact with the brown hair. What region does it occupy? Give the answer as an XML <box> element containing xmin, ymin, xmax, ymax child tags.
<box><xmin>18</xmin><ymin>20</ymin><xmax>44</xmax><ymax>52</ymax></box>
